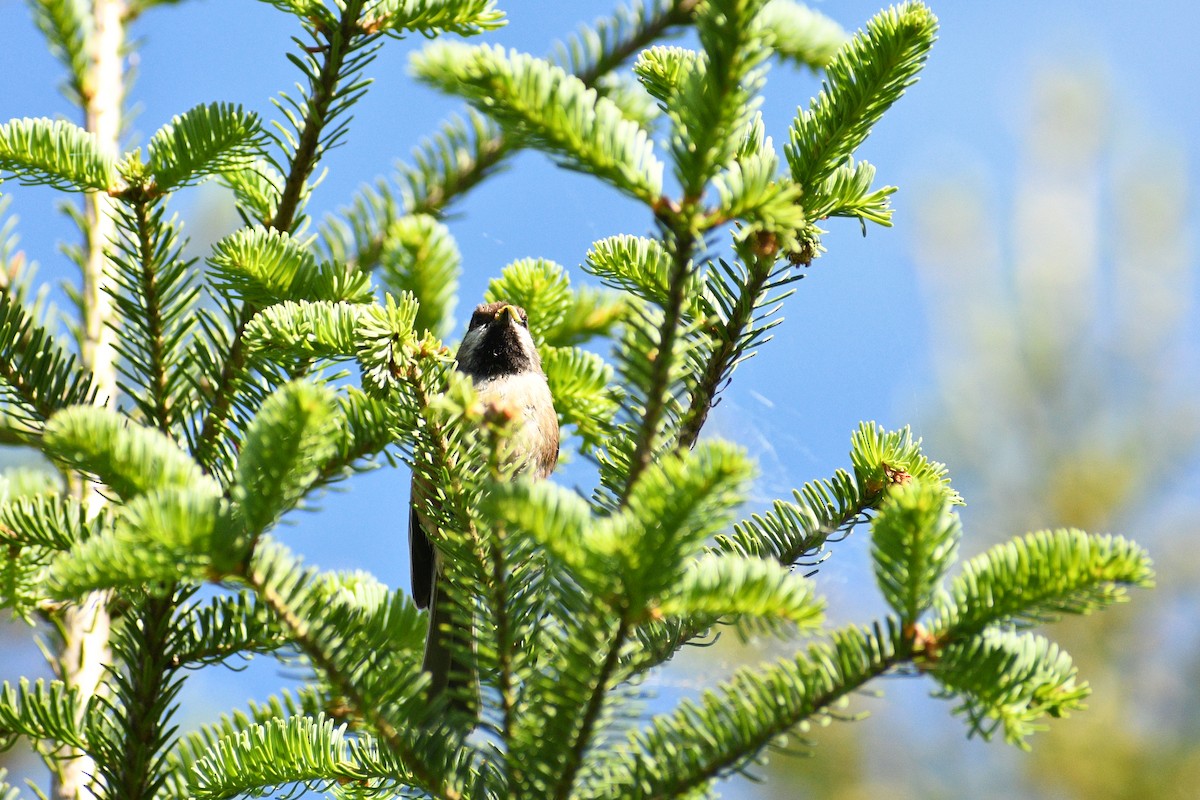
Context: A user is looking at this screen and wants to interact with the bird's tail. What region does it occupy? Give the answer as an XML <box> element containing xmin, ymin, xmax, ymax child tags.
<box><xmin>422</xmin><ymin>573</ymin><xmax>478</xmax><ymax>716</ymax></box>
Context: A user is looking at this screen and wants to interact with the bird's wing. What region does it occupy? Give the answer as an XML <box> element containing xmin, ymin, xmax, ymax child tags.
<box><xmin>409</xmin><ymin>478</ymin><xmax>435</xmax><ymax>610</ymax></box>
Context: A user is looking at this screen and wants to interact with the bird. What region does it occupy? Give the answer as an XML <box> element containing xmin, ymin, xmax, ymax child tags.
<box><xmin>409</xmin><ymin>301</ymin><xmax>559</xmax><ymax>711</ymax></box>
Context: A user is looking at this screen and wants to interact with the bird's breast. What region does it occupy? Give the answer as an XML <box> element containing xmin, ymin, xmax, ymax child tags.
<box><xmin>474</xmin><ymin>372</ymin><xmax>559</xmax><ymax>478</ymax></box>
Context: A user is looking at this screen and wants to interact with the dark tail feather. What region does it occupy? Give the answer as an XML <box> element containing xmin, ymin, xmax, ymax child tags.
<box><xmin>422</xmin><ymin>574</ymin><xmax>478</xmax><ymax>716</ymax></box>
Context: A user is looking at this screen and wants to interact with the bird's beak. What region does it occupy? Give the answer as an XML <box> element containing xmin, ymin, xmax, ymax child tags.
<box><xmin>495</xmin><ymin>305</ymin><xmax>520</xmax><ymax>324</ymax></box>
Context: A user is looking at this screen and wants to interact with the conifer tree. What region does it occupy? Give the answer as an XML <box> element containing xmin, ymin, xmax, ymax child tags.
<box><xmin>0</xmin><ymin>1</ymin><xmax>1152</xmax><ymax>799</ymax></box>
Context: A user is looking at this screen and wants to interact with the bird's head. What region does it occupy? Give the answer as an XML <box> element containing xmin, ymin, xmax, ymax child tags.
<box><xmin>455</xmin><ymin>301</ymin><xmax>542</xmax><ymax>379</ymax></box>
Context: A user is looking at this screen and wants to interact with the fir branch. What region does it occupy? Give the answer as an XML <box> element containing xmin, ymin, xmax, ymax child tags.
<box><xmin>185</xmin><ymin>714</ymin><xmax>404</xmax><ymax>800</ymax></box>
<box><xmin>311</xmin><ymin>387</ymin><xmax>403</xmax><ymax>488</ymax></box>
<box><xmin>717</xmin><ymin>470</ymin><xmax>869</xmax><ymax>565</ymax></box>
<box><xmin>190</xmin><ymin>306</ymin><xmax>255</xmax><ymax>473</ymax></box>
<box><xmin>620</xmin><ymin>227</ymin><xmax>696</xmax><ymax>496</ymax></box>
<box><xmin>413</xmin><ymin>43</ymin><xmax>665</xmax><ymax>205</ymax></box>
<box><xmin>0</xmin><ymin>769</ymin><xmax>18</xmax><ymax>800</ymax></box>
<box><xmin>870</xmin><ymin>481</ymin><xmax>961</xmax><ymax>625</ymax></box>
<box><xmin>487</xmin><ymin>514</ymin><xmax>517</xmax><ymax>744</ymax></box>
<box><xmin>0</xmin><ymin>117</ymin><xmax>116</xmax><ymax>192</ymax></box>
<box><xmin>42</xmin><ymin>406</ymin><xmax>212</xmax><ymax>501</ymax></box>
<box><xmin>108</xmin><ymin>191</ymin><xmax>201</xmax><ymax>434</ymax></box>
<box><xmin>930</xmin><ymin>629</ymin><xmax>1090</xmax><ymax>750</ymax></box>
<box><xmin>46</xmin><ymin>487</ymin><xmax>235</xmax><ymax>596</ymax></box>
<box><xmin>630</xmin><ymin>445</ymin><xmax>894</xmax><ymax>673</ymax></box>
<box><xmin>677</xmin><ymin>249</ymin><xmax>799</xmax><ymax>447</ymax></box>
<box><xmin>252</xmin><ymin>0</ymin><xmax>333</xmax><ymax>26</ymax></box>
<box><xmin>932</xmin><ymin>529</ymin><xmax>1155</xmax><ymax>638</ymax></box>
<box><xmin>245</xmin><ymin>299</ymin><xmax>362</xmax><ymax>360</ymax></box>
<box><xmin>90</xmin><ymin>592</ymin><xmax>186</xmax><ymax>800</ymax></box>
<box><xmin>552</xmin><ymin>614</ymin><xmax>631</xmax><ymax>800</ymax></box>
<box><xmin>193</xmin><ymin>0</ymin><xmax>377</xmax><ymax>472</ymax></box>
<box><xmin>374</xmin><ymin>214</ymin><xmax>460</xmax><ymax>338</ymax></box>
<box><xmin>758</xmin><ymin>0</ymin><xmax>845</xmax><ymax>70</ymax></box>
<box><xmin>483</xmin><ymin>480</ymin><xmax>618</xmax><ymax>599</ymax></box>
<box><xmin>549</xmin><ymin>0</ymin><xmax>697</xmax><ymax>84</ymax></box>
<box><xmin>0</xmin><ymin>494</ymin><xmax>92</xmax><ymax>551</ymax></box>
<box><xmin>161</xmin><ymin>689</ymin><xmax>324</xmax><ymax>799</ymax></box>
<box><xmin>29</xmin><ymin>0</ymin><xmax>91</xmax><ymax>103</ymax></box>
<box><xmin>363</xmin><ymin>0</ymin><xmax>505</xmax><ymax>37</ymax></box>
<box><xmin>668</xmin><ymin>0</ymin><xmax>772</xmax><ymax>197</ymax></box>
<box><xmin>168</xmin><ymin>591</ymin><xmax>289</xmax><ymax>667</ymax></box>
<box><xmin>540</xmin><ymin>345</ymin><xmax>619</xmax><ymax>452</ymax></box>
<box><xmin>329</xmin><ymin>0</ymin><xmax>692</xmax><ymax>272</ymax></box>
<box><xmin>125</xmin><ymin>197</ymin><xmax>170</xmax><ymax>431</ymax></box>
<box><xmin>807</xmin><ymin>157</ymin><xmax>896</xmax><ymax>225</ymax></box>
<box><xmin>587</xmin><ymin>621</ymin><xmax>907</xmax><ymax>799</ymax></box>
<box><xmin>273</xmin><ymin>0</ymin><xmax>373</xmax><ymax>233</ymax></box>
<box><xmin>0</xmin><ymin>678</ymin><xmax>88</xmax><ymax>751</ymax></box>
<box><xmin>243</xmin><ymin>541</ymin><xmax>447</xmax><ymax>798</ymax></box>
<box><xmin>656</xmin><ymin>553</ymin><xmax>824</xmax><ymax>631</ymax></box>
<box><xmin>145</xmin><ymin>103</ymin><xmax>268</xmax><ymax>193</ymax></box>
<box><xmin>231</xmin><ymin>379</ymin><xmax>339</xmax><ymax>538</ymax></box>
<box><xmin>0</xmin><ymin>292</ymin><xmax>97</xmax><ymax>424</ymax></box>
<box><xmin>786</xmin><ymin>1</ymin><xmax>937</xmax><ymax>194</ymax></box>
<box><xmin>392</xmin><ymin>110</ymin><xmax>507</xmax><ymax>220</ymax></box>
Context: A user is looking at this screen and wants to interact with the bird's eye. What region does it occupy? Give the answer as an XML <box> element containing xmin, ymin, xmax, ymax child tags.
<box><xmin>518</xmin><ymin>313</ymin><xmax>528</xmax><ymax>328</ymax></box>
<box><xmin>468</xmin><ymin>312</ymin><xmax>489</xmax><ymax>330</ymax></box>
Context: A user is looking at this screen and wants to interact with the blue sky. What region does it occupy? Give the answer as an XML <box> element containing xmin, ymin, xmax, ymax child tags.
<box><xmin>1</xmin><ymin>0</ymin><xmax>1198</xmax><ymax>796</ymax></box>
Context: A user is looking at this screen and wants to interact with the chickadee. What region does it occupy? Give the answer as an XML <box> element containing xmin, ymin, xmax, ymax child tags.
<box><xmin>410</xmin><ymin>301</ymin><xmax>559</xmax><ymax>708</ymax></box>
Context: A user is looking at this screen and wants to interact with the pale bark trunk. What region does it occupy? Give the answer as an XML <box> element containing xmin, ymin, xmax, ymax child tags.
<box><xmin>54</xmin><ymin>0</ymin><xmax>125</xmax><ymax>796</ymax></box>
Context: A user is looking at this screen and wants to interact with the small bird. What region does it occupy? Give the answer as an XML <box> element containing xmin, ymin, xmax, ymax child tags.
<box><xmin>410</xmin><ymin>301</ymin><xmax>559</xmax><ymax>709</ymax></box>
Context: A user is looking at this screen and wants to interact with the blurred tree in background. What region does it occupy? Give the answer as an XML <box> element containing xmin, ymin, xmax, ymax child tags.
<box><xmin>913</xmin><ymin>66</ymin><xmax>1200</xmax><ymax>800</ymax></box>
<box><xmin>743</xmin><ymin>66</ymin><xmax>1200</xmax><ymax>800</ymax></box>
